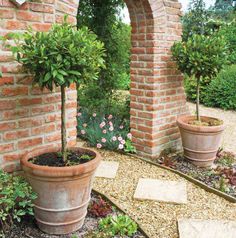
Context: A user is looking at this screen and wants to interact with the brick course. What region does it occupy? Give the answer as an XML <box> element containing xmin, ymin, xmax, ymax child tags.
<box><xmin>0</xmin><ymin>0</ymin><xmax>78</xmax><ymax>172</ymax></box>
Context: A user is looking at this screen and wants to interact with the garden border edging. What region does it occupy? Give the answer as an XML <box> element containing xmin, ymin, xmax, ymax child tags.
<box><xmin>128</xmin><ymin>153</ymin><xmax>236</xmax><ymax>203</ymax></box>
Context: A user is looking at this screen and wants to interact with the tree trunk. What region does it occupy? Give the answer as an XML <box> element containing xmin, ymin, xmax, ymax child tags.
<box><xmin>61</xmin><ymin>85</ymin><xmax>67</xmax><ymax>162</ymax></box>
<box><xmin>196</xmin><ymin>77</ymin><xmax>201</xmax><ymax>122</ymax></box>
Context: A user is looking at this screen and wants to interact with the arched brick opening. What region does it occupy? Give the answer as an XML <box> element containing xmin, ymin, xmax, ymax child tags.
<box><xmin>125</xmin><ymin>0</ymin><xmax>188</xmax><ymax>158</ymax></box>
<box><xmin>0</xmin><ymin>0</ymin><xmax>188</xmax><ymax>172</ymax></box>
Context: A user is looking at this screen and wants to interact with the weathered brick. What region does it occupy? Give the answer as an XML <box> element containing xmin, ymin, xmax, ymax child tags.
<box><xmin>18</xmin><ymin>137</ymin><xmax>43</xmax><ymax>149</ymax></box>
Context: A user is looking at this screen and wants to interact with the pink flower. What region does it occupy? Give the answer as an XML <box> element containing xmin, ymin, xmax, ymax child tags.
<box><xmin>97</xmin><ymin>143</ymin><xmax>102</xmax><ymax>149</ymax></box>
<box><xmin>118</xmin><ymin>136</ymin><xmax>122</xmax><ymax>141</ymax></box>
<box><xmin>100</xmin><ymin>121</ymin><xmax>106</xmax><ymax>128</ymax></box>
<box><xmin>108</xmin><ymin>114</ymin><xmax>113</xmax><ymax>120</ymax></box>
<box><xmin>112</xmin><ymin>136</ymin><xmax>117</xmax><ymax>141</ymax></box>
<box><xmin>101</xmin><ymin>138</ymin><xmax>106</xmax><ymax>143</ymax></box>
<box><xmin>77</xmin><ymin>112</ymin><xmax>82</xmax><ymax>116</ymax></box>
<box><xmin>102</xmin><ymin>130</ymin><xmax>107</xmax><ymax>134</ymax></box>
<box><xmin>121</xmin><ymin>140</ymin><xmax>126</xmax><ymax>145</ymax></box>
<box><xmin>118</xmin><ymin>144</ymin><xmax>124</xmax><ymax>150</ymax></box>
<box><xmin>109</xmin><ymin>121</ymin><xmax>113</xmax><ymax>126</ymax></box>
<box><xmin>109</xmin><ymin>126</ymin><xmax>114</xmax><ymax>131</ymax></box>
<box><xmin>127</xmin><ymin>133</ymin><xmax>132</xmax><ymax>140</ymax></box>
<box><xmin>119</xmin><ymin>125</ymin><xmax>124</xmax><ymax>129</ymax></box>
<box><xmin>81</xmin><ymin>130</ymin><xmax>86</xmax><ymax>135</ymax></box>
<box><xmin>93</xmin><ymin>113</ymin><xmax>97</xmax><ymax>117</ymax></box>
<box><xmin>83</xmin><ymin>123</ymin><xmax>87</xmax><ymax>128</ymax></box>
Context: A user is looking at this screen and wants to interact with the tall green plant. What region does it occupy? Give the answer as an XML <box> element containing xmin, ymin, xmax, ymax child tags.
<box><xmin>171</xmin><ymin>34</ymin><xmax>228</xmax><ymax>121</ymax></box>
<box><xmin>10</xmin><ymin>21</ymin><xmax>105</xmax><ymax>162</ymax></box>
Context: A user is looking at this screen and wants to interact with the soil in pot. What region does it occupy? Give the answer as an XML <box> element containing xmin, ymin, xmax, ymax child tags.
<box><xmin>188</xmin><ymin>117</ymin><xmax>223</xmax><ymax>126</ymax></box>
<box><xmin>29</xmin><ymin>151</ymin><xmax>95</xmax><ymax>167</ymax></box>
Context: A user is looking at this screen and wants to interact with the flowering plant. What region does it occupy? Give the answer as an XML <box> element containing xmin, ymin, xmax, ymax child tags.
<box><xmin>77</xmin><ymin>108</ymin><xmax>136</xmax><ymax>153</ymax></box>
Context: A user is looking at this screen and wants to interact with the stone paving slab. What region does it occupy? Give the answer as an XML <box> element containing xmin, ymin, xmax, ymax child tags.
<box><xmin>178</xmin><ymin>219</ymin><xmax>236</xmax><ymax>238</ymax></box>
<box><xmin>134</xmin><ymin>178</ymin><xmax>187</xmax><ymax>204</ymax></box>
<box><xmin>95</xmin><ymin>161</ymin><xmax>119</xmax><ymax>179</ymax></box>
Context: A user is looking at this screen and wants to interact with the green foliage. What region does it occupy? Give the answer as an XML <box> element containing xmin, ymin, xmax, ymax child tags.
<box><xmin>217</xmin><ymin>21</ymin><xmax>236</xmax><ymax>64</ymax></box>
<box><xmin>99</xmin><ymin>215</ymin><xmax>138</xmax><ymax>237</ymax></box>
<box><xmin>172</xmin><ymin>34</ymin><xmax>228</xmax><ymax>80</ymax></box>
<box><xmin>77</xmin><ymin>108</ymin><xmax>134</xmax><ymax>152</ymax></box>
<box><xmin>182</xmin><ymin>0</ymin><xmax>211</xmax><ymax>41</ymax></box>
<box><xmin>184</xmin><ymin>75</ymin><xmax>210</xmax><ymax>102</ymax></box>
<box><xmin>0</xmin><ymin>170</ymin><xmax>37</xmax><ymax>233</ymax></box>
<box><xmin>203</xmin><ymin>65</ymin><xmax>236</xmax><ymax>110</ymax></box>
<box><xmin>10</xmin><ymin>21</ymin><xmax>105</xmax><ymax>91</ymax></box>
<box><xmin>77</xmin><ymin>0</ymin><xmax>131</xmax><ymax>108</ymax></box>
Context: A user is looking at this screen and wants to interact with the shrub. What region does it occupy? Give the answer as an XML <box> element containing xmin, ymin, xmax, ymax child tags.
<box><xmin>172</xmin><ymin>34</ymin><xmax>228</xmax><ymax>121</ymax></box>
<box><xmin>203</xmin><ymin>65</ymin><xmax>236</xmax><ymax>110</ymax></box>
<box><xmin>77</xmin><ymin>108</ymin><xmax>136</xmax><ymax>153</ymax></box>
<box><xmin>0</xmin><ymin>170</ymin><xmax>37</xmax><ymax>233</ymax></box>
<box><xmin>98</xmin><ymin>215</ymin><xmax>138</xmax><ymax>237</ymax></box>
<box><xmin>8</xmin><ymin>20</ymin><xmax>105</xmax><ymax>162</ymax></box>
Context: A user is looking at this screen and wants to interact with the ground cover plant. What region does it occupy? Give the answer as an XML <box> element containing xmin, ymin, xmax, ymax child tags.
<box><xmin>3</xmin><ymin>190</ymin><xmax>145</xmax><ymax>238</ymax></box>
<box><xmin>156</xmin><ymin>149</ymin><xmax>236</xmax><ymax>198</ymax></box>
<box><xmin>0</xmin><ymin>170</ymin><xmax>37</xmax><ymax>236</ymax></box>
<box><xmin>77</xmin><ymin>108</ymin><xmax>136</xmax><ymax>153</ymax></box>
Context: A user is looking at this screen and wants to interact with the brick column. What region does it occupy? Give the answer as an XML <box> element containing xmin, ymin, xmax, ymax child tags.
<box><xmin>127</xmin><ymin>0</ymin><xmax>188</xmax><ymax>158</ymax></box>
<box><xmin>0</xmin><ymin>0</ymin><xmax>79</xmax><ymax>172</ymax></box>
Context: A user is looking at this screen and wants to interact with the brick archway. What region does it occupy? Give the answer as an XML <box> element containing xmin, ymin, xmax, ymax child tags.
<box><xmin>0</xmin><ymin>0</ymin><xmax>187</xmax><ymax>172</ymax></box>
<box><xmin>125</xmin><ymin>0</ymin><xmax>188</xmax><ymax>158</ymax></box>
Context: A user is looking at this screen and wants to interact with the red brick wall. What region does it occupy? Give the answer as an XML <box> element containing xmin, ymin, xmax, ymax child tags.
<box><xmin>0</xmin><ymin>0</ymin><xmax>79</xmax><ymax>172</ymax></box>
<box><xmin>126</xmin><ymin>0</ymin><xmax>188</xmax><ymax>158</ymax></box>
<box><xmin>0</xmin><ymin>0</ymin><xmax>187</xmax><ymax>170</ymax></box>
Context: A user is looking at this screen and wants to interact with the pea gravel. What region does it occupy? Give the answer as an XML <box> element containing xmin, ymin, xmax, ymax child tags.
<box><xmin>93</xmin><ymin>149</ymin><xmax>236</xmax><ymax>238</ymax></box>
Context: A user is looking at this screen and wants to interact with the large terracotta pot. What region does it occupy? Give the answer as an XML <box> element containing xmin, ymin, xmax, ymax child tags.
<box><xmin>177</xmin><ymin>115</ymin><xmax>225</xmax><ymax>167</ymax></box>
<box><xmin>21</xmin><ymin>146</ymin><xmax>101</xmax><ymax>235</ymax></box>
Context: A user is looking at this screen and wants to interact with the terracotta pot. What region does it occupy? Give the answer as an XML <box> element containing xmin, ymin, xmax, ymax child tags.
<box><xmin>21</xmin><ymin>147</ymin><xmax>101</xmax><ymax>235</ymax></box>
<box><xmin>177</xmin><ymin>115</ymin><xmax>225</xmax><ymax>167</ymax></box>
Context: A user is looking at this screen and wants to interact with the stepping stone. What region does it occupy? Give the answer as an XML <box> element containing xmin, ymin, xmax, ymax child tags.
<box><xmin>178</xmin><ymin>219</ymin><xmax>236</xmax><ymax>238</ymax></box>
<box><xmin>95</xmin><ymin>161</ymin><xmax>119</xmax><ymax>179</ymax></box>
<box><xmin>134</xmin><ymin>178</ymin><xmax>187</xmax><ymax>204</ymax></box>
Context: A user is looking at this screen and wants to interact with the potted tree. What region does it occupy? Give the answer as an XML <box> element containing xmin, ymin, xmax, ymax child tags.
<box><xmin>9</xmin><ymin>21</ymin><xmax>105</xmax><ymax>234</ymax></box>
<box><xmin>171</xmin><ymin>34</ymin><xmax>228</xmax><ymax>167</ymax></box>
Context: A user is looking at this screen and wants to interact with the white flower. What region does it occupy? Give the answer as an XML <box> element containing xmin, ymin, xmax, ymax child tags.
<box><xmin>93</xmin><ymin>113</ymin><xmax>97</xmax><ymax>117</ymax></box>
<box><xmin>127</xmin><ymin>133</ymin><xmax>132</xmax><ymax>140</ymax></box>
<box><xmin>97</xmin><ymin>143</ymin><xmax>102</xmax><ymax>149</ymax></box>
<box><xmin>121</xmin><ymin>140</ymin><xmax>126</xmax><ymax>145</ymax></box>
<box><xmin>109</xmin><ymin>126</ymin><xmax>114</xmax><ymax>131</ymax></box>
<box><xmin>118</xmin><ymin>136</ymin><xmax>122</xmax><ymax>141</ymax></box>
<box><xmin>101</xmin><ymin>138</ymin><xmax>107</xmax><ymax>143</ymax></box>
<box><xmin>112</xmin><ymin>136</ymin><xmax>117</xmax><ymax>141</ymax></box>
<box><xmin>118</xmin><ymin>144</ymin><xmax>124</xmax><ymax>150</ymax></box>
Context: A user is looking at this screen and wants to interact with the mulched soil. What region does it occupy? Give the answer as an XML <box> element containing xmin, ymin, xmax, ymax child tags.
<box><xmin>30</xmin><ymin>151</ymin><xmax>95</xmax><ymax>167</ymax></box>
<box><xmin>3</xmin><ymin>192</ymin><xmax>145</xmax><ymax>238</ymax></box>
<box><xmin>156</xmin><ymin>150</ymin><xmax>236</xmax><ymax>198</ymax></box>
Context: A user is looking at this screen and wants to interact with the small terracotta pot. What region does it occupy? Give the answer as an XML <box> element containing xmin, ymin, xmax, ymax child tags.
<box><xmin>177</xmin><ymin>115</ymin><xmax>225</xmax><ymax>167</ymax></box>
<box><xmin>21</xmin><ymin>146</ymin><xmax>101</xmax><ymax>235</ymax></box>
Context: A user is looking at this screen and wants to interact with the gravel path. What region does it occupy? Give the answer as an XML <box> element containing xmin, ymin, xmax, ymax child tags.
<box><xmin>188</xmin><ymin>102</ymin><xmax>236</xmax><ymax>154</ymax></box>
<box><xmin>93</xmin><ymin>149</ymin><xmax>236</xmax><ymax>238</ymax></box>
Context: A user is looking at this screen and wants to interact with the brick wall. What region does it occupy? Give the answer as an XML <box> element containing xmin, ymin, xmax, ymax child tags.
<box><xmin>127</xmin><ymin>0</ymin><xmax>188</xmax><ymax>158</ymax></box>
<box><xmin>0</xmin><ymin>0</ymin><xmax>187</xmax><ymax>170</ymax></box>
<box><xmin>0</xmin><ymin>0</ymin><xmax>79</xmax><ymax>172</ymax></box>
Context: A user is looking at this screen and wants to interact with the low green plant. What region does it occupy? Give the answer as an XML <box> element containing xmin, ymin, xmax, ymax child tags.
<box><xmin>0</xmin><ymin>170</ymin><xmax>37</xmax><ymax>233</ymax></box>
<box><xmin>214</xmin><ymin>177</ymin><xmax>230</xmax><ymax>193</ymax></box>
<box><xmin>172</xmin><ymin>34</ymin><xmax>228</xmax><ymax>121</ymax></box>
<box><xmin>203</xmin><ymin>65</ymin><xmax>236</xmax><ymax>110</ymax></box>
<box><xmin>98</xmin><ymin>215</ymin><xmax>138</xmax><ymax>237</ymax></box>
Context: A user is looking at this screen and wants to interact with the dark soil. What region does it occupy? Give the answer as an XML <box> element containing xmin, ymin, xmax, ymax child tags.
<box><xmin>30</xmin><ymin>151</ymin><xmax>95</xmax><ymax>167</ymax></box>
<box><xmin>3</xmin><ymin>192</ymin><xmax>146</xmax><ymax>238</ymax></box>
<box><xmin>156</xmin><ymin>150</ymin><xmax>236</xmax><ymax>198</ymax></box>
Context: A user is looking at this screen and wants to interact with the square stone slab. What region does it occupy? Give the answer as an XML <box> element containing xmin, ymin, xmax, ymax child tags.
<box><xmin>134</xmin><ymin>178</ymin><xmax>187</xmax><ymax>204</ymax></box>
<box><xmin>95</xmin><ymin>161</ymin><xmax>119</xmax><ymax>179</ymax></box>
<box><xmin>178</xmin><ymin>219</ymin><xmax>236</xmax><ymax>238</ymax></box>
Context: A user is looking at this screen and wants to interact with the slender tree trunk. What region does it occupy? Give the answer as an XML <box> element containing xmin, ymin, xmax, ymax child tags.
<box><xmin>61</xmin><ymin>85</ymin><xmax>67</xmax><ymax>162</ymax></box>
<box><xmin>196</xmin><ymin>77</ymin><xmax>201</xmax><ymax>122</ymax></box>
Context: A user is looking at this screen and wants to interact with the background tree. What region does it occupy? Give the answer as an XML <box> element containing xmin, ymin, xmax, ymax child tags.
<box><xmin>77</xmin><ymin>0</ymin><xmax>131</xmax><ymax>115</ymax></box>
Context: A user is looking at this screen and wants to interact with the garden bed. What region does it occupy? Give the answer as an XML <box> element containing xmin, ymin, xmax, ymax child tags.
<box><xmin>152</xmin><ymin>149</ymin><xmax>236</xmax><ymax>200</ymax></box>
<box><xmin>3</xmin><ymin>191</ymin><xmax>146</xmax><ymax>238</ymax></box>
